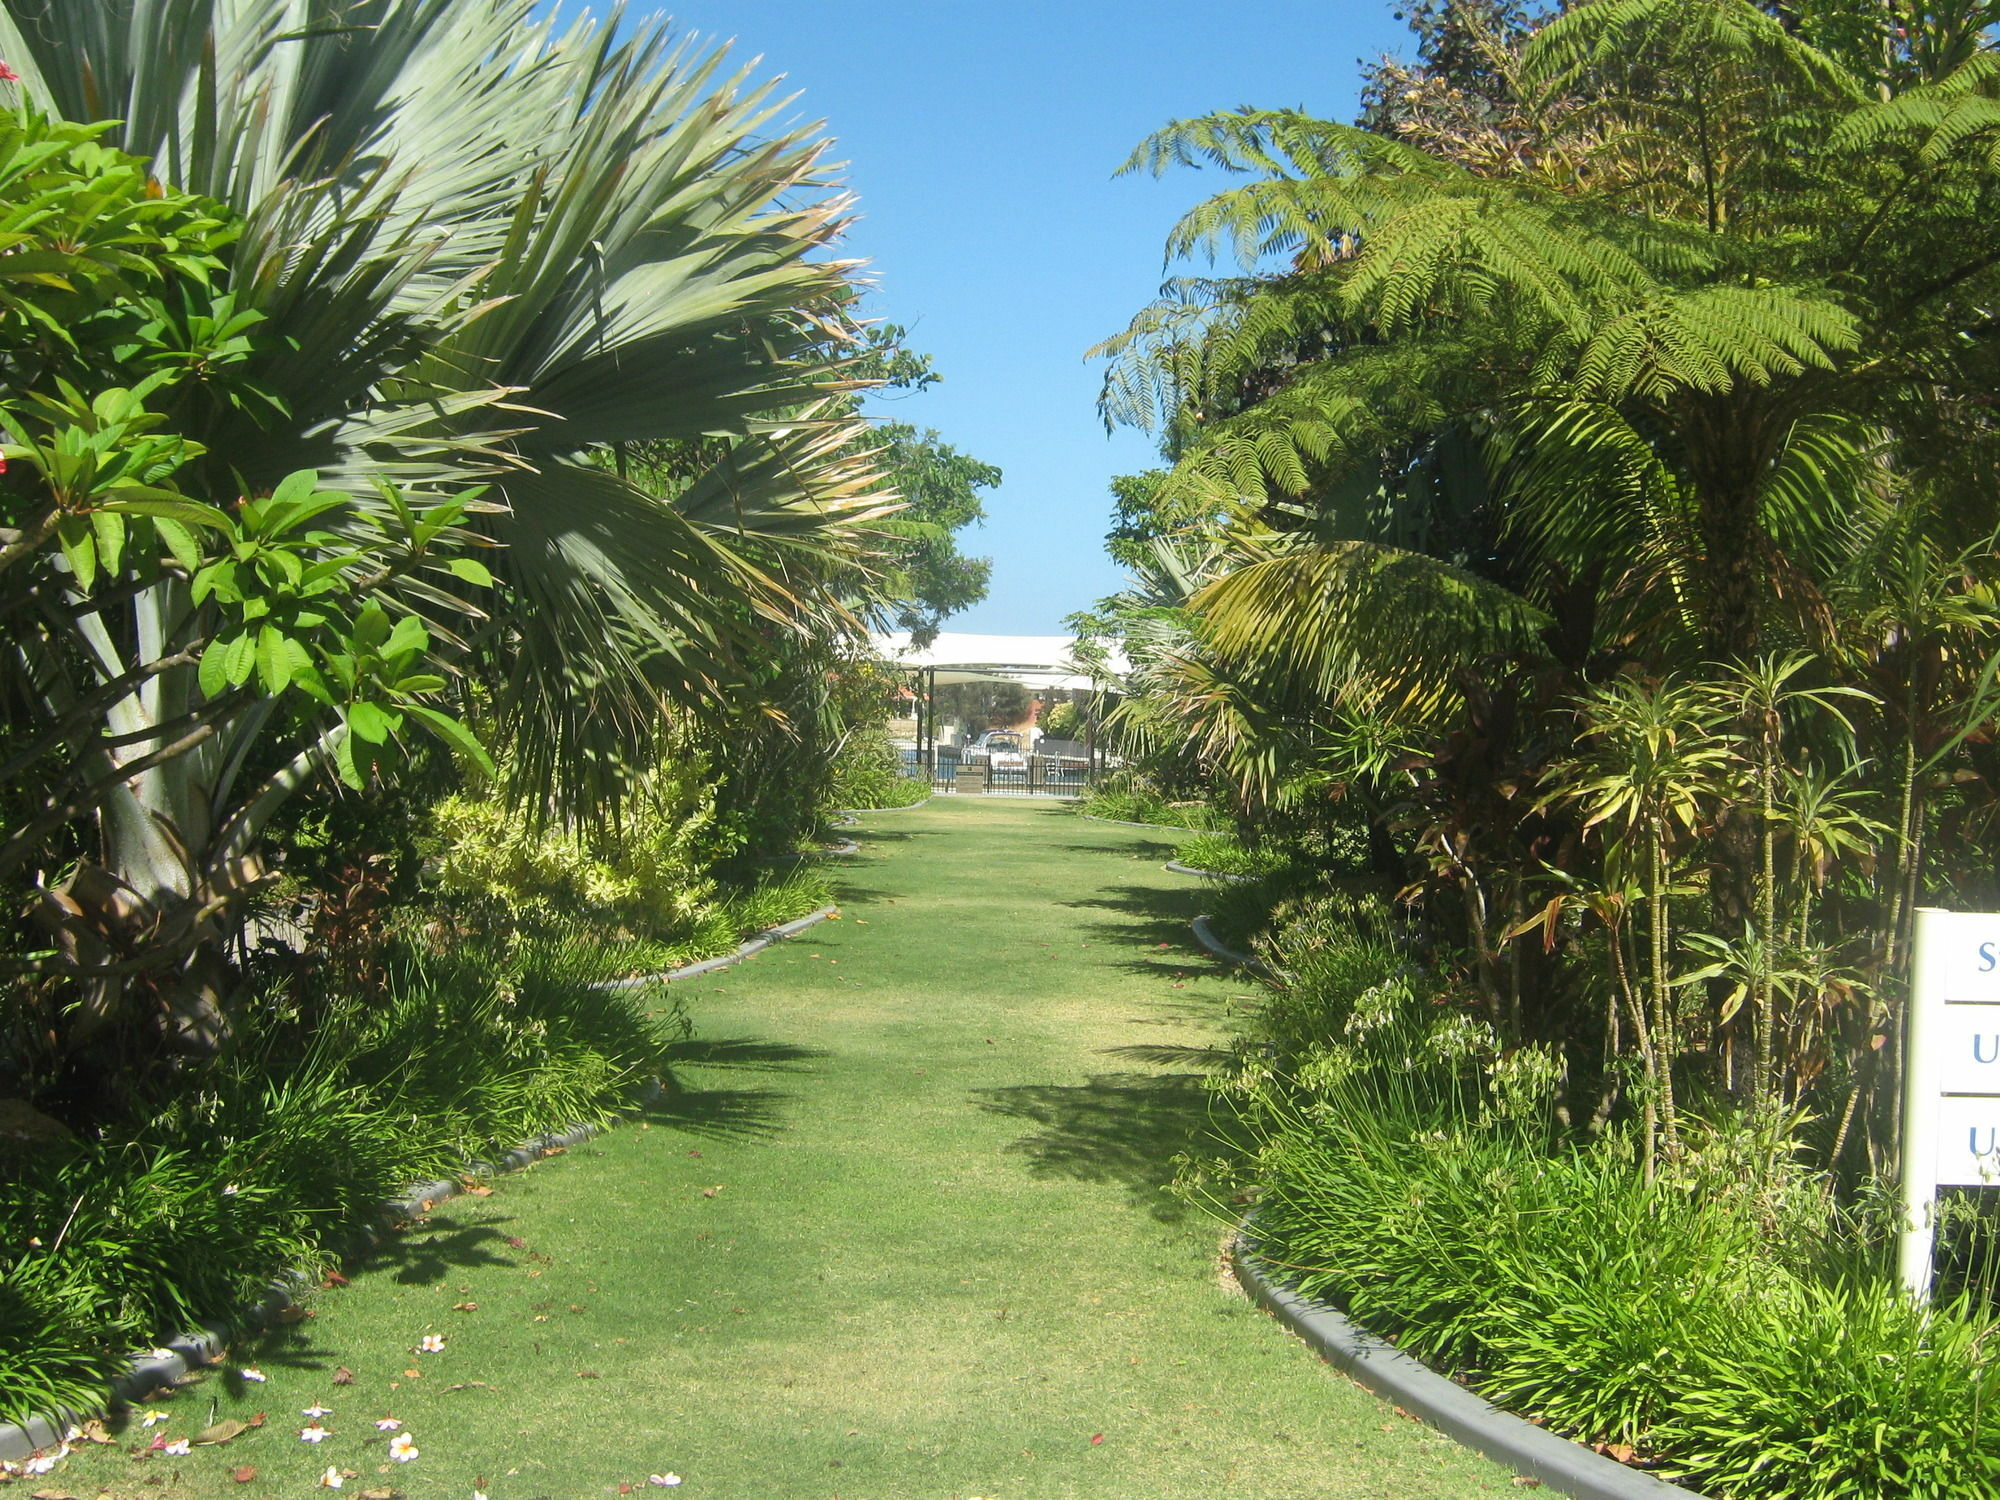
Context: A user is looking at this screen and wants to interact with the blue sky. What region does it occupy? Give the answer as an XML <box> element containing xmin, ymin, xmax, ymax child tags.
<box><xmin>551</xmin><ymin>1</ymin><xmax>1415</xmax><ymax>633</ymax></box>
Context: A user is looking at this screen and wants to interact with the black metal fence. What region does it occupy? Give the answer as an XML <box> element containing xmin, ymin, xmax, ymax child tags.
<box><xmin>901</xmin><ymin>747</ymin><xmax>1097</xmax><ymax>797</ymax></box>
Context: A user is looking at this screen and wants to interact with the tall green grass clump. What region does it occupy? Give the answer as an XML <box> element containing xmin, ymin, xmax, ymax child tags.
<box><xmin>1173</xmin><ymin>831</ymin><xmax>1280</xmax><ymax>879</ymax></box>
<box><xmin>1218</xmin><ymin>898</ymin><xmax>2000</xmax><ymax>1499</ymax></box>
<box><xmin>0</xmin><ymin>933</ymin><xmax>682</xmax><ymax>1431</ymax></box>
<box><xmin>1079</xmin><ymin>770</ymin><xmax>1222</xmax><ymax>829</ymax></box>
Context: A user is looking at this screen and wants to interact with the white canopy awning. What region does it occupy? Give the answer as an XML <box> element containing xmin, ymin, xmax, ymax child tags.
<box><xmin>871</xmin><ymin>631</ymin><xmax>1126</xmax><ymax>694</ymax></box>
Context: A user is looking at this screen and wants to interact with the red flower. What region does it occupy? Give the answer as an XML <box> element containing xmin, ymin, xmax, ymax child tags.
<box><xmin>0</xmin><ymin>62</ymin><xmax>19</xmax><ymax>83</ymax></box>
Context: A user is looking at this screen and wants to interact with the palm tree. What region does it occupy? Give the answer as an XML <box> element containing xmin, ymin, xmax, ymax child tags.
<box><xmin>0</xmin><ymin>0</ymin><xmax>893</xmax><ymax>1038</ymax></box>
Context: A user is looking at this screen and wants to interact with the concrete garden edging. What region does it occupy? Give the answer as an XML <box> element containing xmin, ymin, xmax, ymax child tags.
<box><xmin>0</xmin><ymin>1086</ymin><xmax>665</xmax><ymax>1464</ymax></box>
<box><xmin>1080</xmin><ymin>812</ymin><xmax>1206</xmax><ymax>833</ymax></box>
<box><xmin>1231</xmin><ymin>1234</ymin><xmax>1707</xmax><ymax>1500</ymax></box>
<box><xmin>1189</xmin><ymin>914</ymin><xmax>1280</xmax><ymax>978</ymax></box>
<box><xmin>843</xmin><ymin>793</ymin><xmax>933</xmax><ymax>813</ymax></box>
<box><xmin>1164</xmin><ymin>858</ymin><xmax>1253</xmax><ymax>884</ymax></box>
<box><xmin>597</xmin><ymin>904</ymin><xmax>836</xmax><ymax>990</ymax></box>
<box><xmin>746</xmin><ymin>838</ymin><xmax>859</xmax><ymax>865</ymax></box>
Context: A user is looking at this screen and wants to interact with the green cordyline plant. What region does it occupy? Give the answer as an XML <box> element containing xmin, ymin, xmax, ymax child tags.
<box><xmin>1538</xmin><ymin>674</ymin><xmax>1736</xmax><ymax>1174</ymax></box>
<box><xmin>1714</xmin><ymin>653</ymin><xmax>1874</xmax><ymax>1116</ymax></box>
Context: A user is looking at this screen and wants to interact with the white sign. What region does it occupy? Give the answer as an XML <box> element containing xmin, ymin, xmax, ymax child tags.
<box><xmin>1901</xmin><ymin>908</ymin><xmax>2000</xmax><ymax>1295</ymax></box>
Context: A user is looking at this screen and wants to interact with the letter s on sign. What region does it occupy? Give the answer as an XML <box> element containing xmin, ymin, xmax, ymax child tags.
<box><xmin>1983</xmin><ymin>941</ymin><xmax>1998</xmax><ymax>973</ymax></box>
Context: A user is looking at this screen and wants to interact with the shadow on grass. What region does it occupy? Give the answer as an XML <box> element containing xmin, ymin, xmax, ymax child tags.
<box><xmin>1097</xmin><ymin>1042</ymin><xmax>1237</xmax><ymax>1068</ymax></box>
<box><xmin>974</xmin><ymin>1071</ymin><xmax>1244</xmax><ymax>1222</ymax></box>
<box><xmin>646</xmin><ymin>1034</ymin><xmax>827</xmax><ymax>1142</ymax></box>
<box><xmin>1059</xmin><ymin>885</ymin><xmax>1212</xmax><ymax>969</ymax></box>
<box><xmin>354</xmin><ymin>1210</ymin><xmax>524</xmax><ymax>1285</ymax></box>
<box><xmin>646</xmin><ymin>1086</ymin><xmax>796</xmax><ymax>1142</ymax></box>
<box><xmin>839</xmin><ymin>827</ymin><xmax>943</xmax><ymax>844</ymax></box>
<box><xmin>666</xmin><ymin>1036</ymin><xmax>828</xmax><ymax>1071</ymax></box>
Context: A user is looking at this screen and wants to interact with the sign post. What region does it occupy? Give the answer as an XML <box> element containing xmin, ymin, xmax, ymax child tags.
<box><xmin>1901</xmin><ymin>907</ymin><xmax>2000</xmax><ymax>1299</ymax></box>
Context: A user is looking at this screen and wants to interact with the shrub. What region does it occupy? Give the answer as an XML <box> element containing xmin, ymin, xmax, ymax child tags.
<box><xmin>828</xmin><ymin>725</ymin><xmax>927</xmax><ymax>810</ymax></box>
<box><xmin>428</xmin><ymin>756</ymin><xmax>720</xmax><ymax>939</ymax></box>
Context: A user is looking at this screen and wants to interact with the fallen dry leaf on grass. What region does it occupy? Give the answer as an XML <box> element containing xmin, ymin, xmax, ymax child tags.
<box><xmin>231</xmin><ymin>1464</ymin><xmax>258</xmax><ymax>1483</ymax></box>
<box><xmin>193</xmin><ymin>1417</ymin><xmax>249</xmax><ymax>1444</ymax></box>
<box><xmin>451</xmin><ymin>1302</ymin><xmax>478</xmax><ymax>1313</ymax></box>
<box><xmin>332</xmin><ymin>1366</ymin><xmax>355</xmax><ymax>1385</ymax></box>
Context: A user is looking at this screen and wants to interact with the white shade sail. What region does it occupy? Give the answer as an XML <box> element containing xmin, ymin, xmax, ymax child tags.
<box><xmin>870</xmin><ymin>632</ymin><xmax>1126</xmax><ymax>693</ymax></box>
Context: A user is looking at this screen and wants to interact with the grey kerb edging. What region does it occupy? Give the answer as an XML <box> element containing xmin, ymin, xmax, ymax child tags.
<box><xmin>1080</xmin><ymin>812</ymin><xmax>1201</xmax><ymax>832</ymax></box>
<box><xmin>1232</xmin><ymin>1235</ymin><xmax>1708</xmax><ymax>1500</ymax></box>
<box><xmin>1164</xmin><ymin>858</ymin><xmax>1253</xmax><ymax>884</ymax></box>
<box><xmin>844</xmin><ymin>794</ymin><xmax>933</xmax><ymax>813</ymax></box>
<box><xmin>595</xmin><ymin>904</ymin><xmax>836</xmax><ymax>989</ymax></box>
<box><xmin>1</xmin><ymin>907</ymin><xmax>842</xmax><ymax>1464</ymax></box>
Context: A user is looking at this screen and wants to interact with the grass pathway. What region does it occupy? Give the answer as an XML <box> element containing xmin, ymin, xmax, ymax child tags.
<box><xmin>67</xmin><ymin>799</ymin><xmax>1510</xmax><ymax>1499</ymax></box>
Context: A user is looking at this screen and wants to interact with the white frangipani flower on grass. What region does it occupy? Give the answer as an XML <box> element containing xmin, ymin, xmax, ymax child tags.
<box><xmin>139</xmin><ymin>1409</ymin><xmax>169</xmax><ymax>1427</ymax></box>
<box><xmin>389</xmin><ymin>1431</ymin><xmax>419</xmax><ymax>1463</ymax></box>
<box><xmin>162</xmin><ymin>1438</ymin><xmax>190</xmax><ymax>1456</ymax></box>
<box><xmin>319</xmin><ymin>1465</ymin><xmax>344</xmax><ymax>1489</ymax></box>
<box><xmin>300</xmin><ymin>1422</ymin><xmax>331</xmax><ymax>1443</ymax></box>
<box><xmin>649</xmin><ymin>1476</ymin><xmax>683</xmax><ymax>1488</ymax></box>
<box><xmin>238</xmin><ymin>1366</ymin><xmax>267</xmax><ymax>1383</ymax></box>
<box><xmin>418</xmin><ymin>1333</ymin><xmax>445</xmax><ymax>1353</ymax></box>
<box><xmin>303</xmin><ymin>1403</ymin><xmax>333</xmax><ymax>1418</ymax></box>
<box><xmin>374</xmin><ymin>1417</ymin><xmax>403</xmax><ymax>1431</ymax></box>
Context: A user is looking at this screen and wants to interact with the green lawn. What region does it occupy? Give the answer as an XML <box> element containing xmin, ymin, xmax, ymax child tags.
<box><xmin>57</xmin><ymin>798</ymin><xmax>1510</xmax><ymax>1499</ymax></box>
